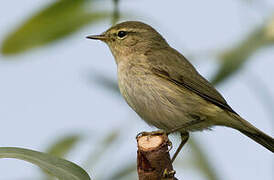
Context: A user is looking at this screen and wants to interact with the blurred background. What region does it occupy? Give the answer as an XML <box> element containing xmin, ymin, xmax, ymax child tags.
<box><xmin>0</xmin><ymin>0</ymin><xmax>273</xmax><ymax>180</ymax></box>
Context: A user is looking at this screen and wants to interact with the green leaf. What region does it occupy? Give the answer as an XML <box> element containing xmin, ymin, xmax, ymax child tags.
<box><xmin>265</xmin><ymin>15</ymin><xmax>274</xmax><ymax>42</ymax></box>
<box><xmin>0</xmin><ymin>147</ymin><xmax>91</xmax><ymax>180</ymax></box>
<box><xmin>46</xmin><ymin>135</ymin><xmax>81</xmax><ymax>157</ymax></box>
<box><xmin>1</xmin><ymin>0</ymin><xmax>109</xmax><ymax>55</ymax></box>
<box><xmin>211</xmin><ymin>27</ymin><xmax>270</xmax><ymax>85</ymax></box>
<box><xmin>44</xmin><ymin>135</ymin><xmax>82</xmax><ymax>180</ymax></box>
<box><xmin>112</xmin><ymin>0</ymin><xmax>120</xmax><ymax>25</ymax></box>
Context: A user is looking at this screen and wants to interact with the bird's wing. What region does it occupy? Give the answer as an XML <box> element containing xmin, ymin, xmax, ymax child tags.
<box><xmin>146</xmin><ymin>47</ymin><xmax>237</xmax><ymax>114</ymax></box>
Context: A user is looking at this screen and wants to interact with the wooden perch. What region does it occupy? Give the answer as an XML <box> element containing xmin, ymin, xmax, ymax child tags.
<box><xmin>137</xmin><ymin>133</ymin><xmax>178</xmax><ymax>180</ymax></box>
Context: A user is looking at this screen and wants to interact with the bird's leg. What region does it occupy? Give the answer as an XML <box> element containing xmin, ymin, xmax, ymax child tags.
<box><xmin>171</xmin><ymin>132</ymin><xmax>189</xmax><ymax>163</ymax></box>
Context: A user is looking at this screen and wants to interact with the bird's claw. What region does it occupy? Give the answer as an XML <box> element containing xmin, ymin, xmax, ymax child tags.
<box><xmin>163</xmin><ymin>168</ymin><xmax>176</xmax><ymax>178</ymax></box>
<box><xmin>167</xmin><ymin>139</ymin><xmax>173</xmax><ymax>152</ymax></box>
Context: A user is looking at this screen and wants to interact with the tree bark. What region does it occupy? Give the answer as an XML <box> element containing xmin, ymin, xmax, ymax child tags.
<box><xmin>137</xmin><ymin>133</ymin><xmax>178</xmax><ymax>180</ymax></box>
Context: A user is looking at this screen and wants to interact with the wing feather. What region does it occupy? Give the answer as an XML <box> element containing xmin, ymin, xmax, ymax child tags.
<box><xmin>145</xmin><ymin>47</ymin><xmax>237</xmax><ymax>114</ymax></box>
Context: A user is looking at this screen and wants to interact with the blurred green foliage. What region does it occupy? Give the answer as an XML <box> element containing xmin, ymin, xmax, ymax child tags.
<box><xmin>212</xmin><ymin>23</ymin><xmax>274</xmax><ymax>85</ymax></box>
<box><xmin>82</xmin><ymin>129</ymin><xmax>120</xmax><ymax>170</ymax></box>
<box><xmin>188</xmin><ymin>140</ymin><xmax>218</xmax><ymax>180</ymax></box>
<box><xmin>46</xmin><ymin>135</ymin><xmax>81</xmax><ymax>158</ymax></box>
<box><xmin>108</xmin><ymin>163</ymin><xmax>136</xmax><ymax>180</ymax></box>
<box><xmin>1</xmin><ymin>0</ymin><xmax>110</xmax><ymax>55</ymax></box>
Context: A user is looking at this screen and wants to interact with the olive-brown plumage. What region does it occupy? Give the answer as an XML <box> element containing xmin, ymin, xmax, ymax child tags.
<box><xmin>87</xmin><ymin>21</ymin><xmax>274</xmax><ymax>153</ymax></box>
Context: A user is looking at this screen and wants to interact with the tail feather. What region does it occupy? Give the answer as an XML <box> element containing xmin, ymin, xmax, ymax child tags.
<box><xmin>227</xmin><ymin>112</ymin><xmax>274</xmax><ymax>153</ymax></box>
<box><xmin>238</xmin><ymin>128</ymin><xmax>274</xmax><ymax>153</ymax></box>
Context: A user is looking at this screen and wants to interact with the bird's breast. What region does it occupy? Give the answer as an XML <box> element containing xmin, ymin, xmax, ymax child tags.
<box><xmin>117</xmin><ymin>62</ymin><xmax>192</xmax><ymax>130</ymax></box>
<box><xmin>117</xmin><ymin>62</ymin><xmax>151</xmax><ymax>112</ymax></box>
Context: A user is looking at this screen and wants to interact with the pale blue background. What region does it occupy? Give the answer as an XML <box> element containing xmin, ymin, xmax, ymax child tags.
<box><xmin>0</xmin><ymin>0</ymin><xmax>273</xmax><ymax>179</ymax></box>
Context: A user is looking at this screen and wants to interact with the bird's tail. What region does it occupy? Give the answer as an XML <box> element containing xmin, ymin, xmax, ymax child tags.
<box><xmin>226</xmin><ymin>112</ymin><xmax>274</xmax><ymax>153</ymax></box>
<box><xmin>238</xmin><ymin>128</ymin><xmax>274</xmax><ymax>152</ymax></box>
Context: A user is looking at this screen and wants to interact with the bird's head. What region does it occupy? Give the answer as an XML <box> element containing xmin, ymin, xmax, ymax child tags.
<box><xmin>86</xmin><ymin>21</ymin><xmax>168</xmax><ymax>63</ymax></box>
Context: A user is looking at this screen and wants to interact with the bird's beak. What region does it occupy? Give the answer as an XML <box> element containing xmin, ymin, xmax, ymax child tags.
<box><xmin>86</xmin><ymin>34</ymin><xmax>106</xmax><ymax>41</ymax></box>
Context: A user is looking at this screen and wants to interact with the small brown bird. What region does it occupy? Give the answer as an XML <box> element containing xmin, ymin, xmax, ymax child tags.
<box><xmin>87</xmin><ymin>21</ymin><xmax>274</xmax><ymax>160</ymax></box>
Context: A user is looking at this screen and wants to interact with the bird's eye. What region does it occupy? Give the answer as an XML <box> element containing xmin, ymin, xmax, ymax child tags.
<box><xmin>117</xmin><ymin>31</ymin><xmax>127</xmax><ymax>38</ymax></box>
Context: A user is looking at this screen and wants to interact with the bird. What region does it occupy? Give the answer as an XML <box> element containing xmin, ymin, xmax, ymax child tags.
<box><xmin>86</xmin><ymin>21</ymin><xmax>274</xmax><ymax>161</ymax></box>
